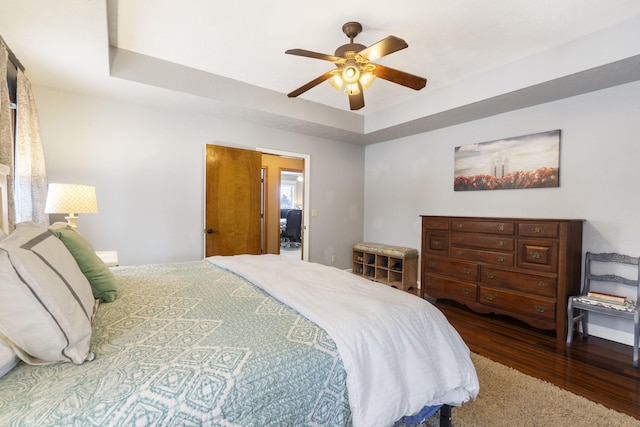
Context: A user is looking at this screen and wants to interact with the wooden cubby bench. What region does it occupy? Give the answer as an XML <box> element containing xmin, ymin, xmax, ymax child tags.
<box><xmin>352</xmin><ymin>242</ymin><xmax>418</xmax><ymax>291</ymax></box>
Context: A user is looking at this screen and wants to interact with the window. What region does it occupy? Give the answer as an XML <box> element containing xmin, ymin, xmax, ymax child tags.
<box><xmin>280</xmin><ymin>183</ymin><xmax>295</xmax><ymax>209</ymax></box>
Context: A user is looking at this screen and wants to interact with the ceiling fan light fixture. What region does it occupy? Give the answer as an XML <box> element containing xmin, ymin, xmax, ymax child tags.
<box><xmin>344</xmin><ymin>82</ymin><xmax>361</xmax><ymax>95</ymax></box>
<box><xmin>359</xmin><ymin>71</ymin><xmax>376</xmax><ymax>90</ymax></box>
<box><xmin>328</xmin><ymin>72</ymin><xmax>344</xmax><ymax>91</ymax></box>
<box><xmin>341</xmin><ymin>61</ymin><xmax>360</xmax><ymax>85</ymax></box>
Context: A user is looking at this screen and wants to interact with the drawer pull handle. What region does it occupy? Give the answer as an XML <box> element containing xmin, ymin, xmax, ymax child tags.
<box><xmin>457</xmin><ymin>223</ymin><xmax>464</xmax><ymax>229</ymax></box>
<box><xmin>534</xmin><ymin>305</ymin><xmax>546</xmax><ymax>313</ymax></box>
<box><xmin>433</xmin><ymin>222</ymin><xmax>440</xmax><ymax>227</ymax></box>
<box><xmin>428</xmin><ymin>262</ymin><xmax>436</xmax><ymax>268</ymax></box>
<box><xmin>456</xmin><ymin>250</ymin><xmax>463</xmax><ymax>256</ymax></box>
<box><xmin>457</xmin><ymin>237</ymin><xmax>464</xmax><ymax>243</ymax></box>
<box><xmin>530</xmin><ymin>251</ymin><xmax>542</xmax><ymax>259</ymax></box>
<box><xmin>462</xmin><ymin>268</ymin><xmax>471</xmax><ymax>275</ymax></box>
<box><xmin>496</xmin><ymin>256</ymin><xmax>505</xmax><ymax>263</ymax></box>
<box><xmin>497</xmin><ymin>241</ymin><xmax>504</xmax><ymax>247</ymax></box>
<box><xmin>496</xmin><ymin>225</ymin><xmax>505</xmax><ymax>231</ymax></box>
<box><xmin>462</xmin><ymin>288</ymin><xmax>471</xmax><ymax>295</ymax></box>
<box><xmin>533</xmin><ymin>227</ymin><xmax>542</xmax><ymax>234</ymax></box>
<box><xmin>433</xmin><ymin>241</ymin><xmax>440</xmax><ymax>247</ymax></box>
<box><xmin>485</xmin><ymin>294</ymin><xmax>495</xmax><ymax>301</ymax></box>
<box><xmin>536</xmin><ymin>281</ymin><xmax>549</xmax><ymax>287</ymax></box>
<box><xmin>486</xmin><ymin>272</ymin><xmax>496</xmax><ymax>279</ymax></box>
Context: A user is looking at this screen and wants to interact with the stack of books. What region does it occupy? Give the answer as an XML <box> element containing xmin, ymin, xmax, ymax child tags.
<box><xmin>586</xmin><ymin>291</ymin><xmax>627</xmax><ymax>305</ymax></box>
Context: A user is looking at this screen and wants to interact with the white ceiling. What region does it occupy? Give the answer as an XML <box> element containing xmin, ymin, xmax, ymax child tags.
<box><xmin>2</xmin><ymin>0</ymin><xmax>640</xmax><ymax>145</ymax></box>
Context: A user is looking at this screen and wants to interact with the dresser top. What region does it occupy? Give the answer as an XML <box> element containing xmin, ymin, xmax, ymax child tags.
<box><xmin>420</xmin><ymin>215</ymin><xmax>585</xmax><ymax>222</ymax></box>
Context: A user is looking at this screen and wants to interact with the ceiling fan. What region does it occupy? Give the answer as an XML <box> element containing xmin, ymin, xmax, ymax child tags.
<box><xmin>285</xmin><ymin>21</ymin><xmax>427</xmax><ymax>111</ymax></box>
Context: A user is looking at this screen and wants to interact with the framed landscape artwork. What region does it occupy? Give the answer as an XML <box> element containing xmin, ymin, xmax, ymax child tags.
<box><xmin>454</xmin><ymin>129</ymin><xmax>560</xmax><ymax>191</ymax></box>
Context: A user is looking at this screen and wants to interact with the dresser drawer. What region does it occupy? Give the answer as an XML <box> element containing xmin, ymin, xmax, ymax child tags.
<box><xmin>424</xmin><ymin>256</ymin><xmax>478</xmax><ymax>281</ymax></box>
<box><xmin>451</xmin><ymin>219</ymin><xmax>515</xmax><ymax>235</ymax></box>
<box><xmin>517</xmin><ymin>239</ymin><xmax>558</xmax><ymax>272</ymax></box>
<box><xmin>424</xmin><ymin>275</ymin><xmax>477</xmax><ymax>305</ymax></box>
<box><xmin>424</xmin><ymin>217</ymin><xmax>450</xmax><ymax>230</ymax></box>
<box><xmin>518</xmin><ymin>222</ymin><xmax>559</xmax><ymax>238</ymax></box>
<box><xmin>451</xmin><ymin>233</ymin><xmax>514</xmax><ymax>251</ymax></box>
<box><xmin>479</xmin><ymin>287</ymin><xmax>555</xmax><ymax>322</ymax></box>
<box><xmin>451</xmin><ymin>247</ymin><xmax>514</xmax><ymax>267</ymax></box>
<box><xmin>480</xmin><ymin>267</ymin><xmax>557</xmax><ymax>298</ymax></box>
<box><xmin>425</xmin><ymin>231</ymin><xmax>449</xmax><ymax>255</ymax></box>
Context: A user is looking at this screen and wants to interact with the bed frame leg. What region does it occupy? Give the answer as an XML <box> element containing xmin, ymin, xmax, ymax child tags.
<box><xmin>439</xmin><ymin>404</ymin><xmax>452</xmax><ymax>427</ymax></box>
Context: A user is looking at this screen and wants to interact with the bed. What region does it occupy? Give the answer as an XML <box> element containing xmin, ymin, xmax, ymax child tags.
<box><xmin>0</xmin><ymin>222</ymin><xmax>479</xmax><ymax>426</ymax></box>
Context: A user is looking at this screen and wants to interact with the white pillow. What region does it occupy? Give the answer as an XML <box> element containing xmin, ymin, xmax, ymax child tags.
<box><xmin>0</xmin><ymin>230</ymin><xmax>17</xmax><ymax>376</ymax></box>
<box><xmin>0</xmin><ymin>222</ymin><xmax>97</xmax><ymax>365</ymax></box>
<box><xmin>0</xmin><ymin>339</ymin><xmax>18</xmax><ymax>377</ymax></box>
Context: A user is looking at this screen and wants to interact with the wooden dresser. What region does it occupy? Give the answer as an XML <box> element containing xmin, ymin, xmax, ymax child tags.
<box><xmin>421</xmin><ymin>216</ymin><xmax>583</xmax><ymax>343</ymax></box>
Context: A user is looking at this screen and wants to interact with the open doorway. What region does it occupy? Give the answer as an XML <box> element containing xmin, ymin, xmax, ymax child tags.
<box><xmin>260</xmin><ymin>149</ymin><xmax>310</xmax><ymax>261</ymax></box>
<box><xmin>204</xmin><ymin>145</ymin><xmax>310</xmax><ymax>260</ymax></box>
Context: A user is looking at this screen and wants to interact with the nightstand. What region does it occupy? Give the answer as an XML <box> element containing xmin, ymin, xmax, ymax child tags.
<box><xmin>95</xmin><ymin>250</ymin><xmax>119</xmax><ymax>267</ymax></box>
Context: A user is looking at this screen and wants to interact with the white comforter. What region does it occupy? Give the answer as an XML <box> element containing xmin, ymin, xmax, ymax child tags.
<box><xmin>207</xmin><ymin>255</ymin><xmax>479</xmax><ymax>427</ymax></box>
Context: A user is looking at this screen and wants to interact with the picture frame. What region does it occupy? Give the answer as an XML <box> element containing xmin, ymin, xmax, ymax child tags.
<box><xmin>454</xmin><ymin>129</ymin><xmax>560</xmax><ymax>191</ymax></box>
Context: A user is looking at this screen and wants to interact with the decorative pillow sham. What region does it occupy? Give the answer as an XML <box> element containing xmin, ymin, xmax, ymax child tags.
<box><xmin>0</xmin><ymin>222</ymin><xmax>97</xmax><ymax>365</ymax></box>
<box><xmin>49</xmin><ymin>224</ymin><xmax>119</xmax><ymax>302</ymax></box>
<box><xmin>0</xmin><ymin>339</ymin><xmax>18</xmax><ymax>378</ymax></box>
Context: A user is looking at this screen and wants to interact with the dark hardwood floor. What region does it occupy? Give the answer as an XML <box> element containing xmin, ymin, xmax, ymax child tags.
<box><xmin>433</xmin><ymin>299</ymin><xmax>640</xmax><ymax>420</ymax></box>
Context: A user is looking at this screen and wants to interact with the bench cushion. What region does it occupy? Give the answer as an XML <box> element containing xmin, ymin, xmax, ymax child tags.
<box><xmin>354</xmin><ymin>242</ymin><xmax>418</xmax><ymax>258</ymax></box>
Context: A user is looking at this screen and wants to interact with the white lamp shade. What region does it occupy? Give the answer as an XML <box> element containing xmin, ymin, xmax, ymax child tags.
<box><xmin>45</xmin><ymin>184</ymin><xmax>98</xmax><ymax>214</ymax></box>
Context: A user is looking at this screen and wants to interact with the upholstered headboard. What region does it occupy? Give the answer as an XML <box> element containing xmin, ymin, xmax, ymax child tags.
<box><xmin>0</xmin><ymin>163</ymin><xmax>9</xmax><ymax>234</ymax></box>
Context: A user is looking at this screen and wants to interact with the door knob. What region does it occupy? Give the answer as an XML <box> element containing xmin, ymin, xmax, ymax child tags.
<box><xmin>206</xmin><ymin>229</ymin><xmax>217</xmax><ymax>234</ymax></box>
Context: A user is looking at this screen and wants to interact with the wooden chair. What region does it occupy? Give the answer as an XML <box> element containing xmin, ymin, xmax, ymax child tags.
<box><xmin>566</xmin><ymin>252</ymin><xmax>640</xmax><ymax>367</ymax></box>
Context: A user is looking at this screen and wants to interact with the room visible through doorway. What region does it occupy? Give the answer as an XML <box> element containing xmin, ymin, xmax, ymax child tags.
<box><xmin>259</xmin><ymin>149</ymin><xmax>309</xmax><ymax>261</ymax></box>
<box><xmin>279</xmin><ymin>170</ymin><xmax>303</xmax><ymax>260</ymax></box>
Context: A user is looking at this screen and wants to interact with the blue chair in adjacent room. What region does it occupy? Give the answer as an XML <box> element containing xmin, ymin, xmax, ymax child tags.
<box><xmin>281</xmin><ymin>209</ymin><xmax>302</xmax><ymax>249</ymax></box>
<box><xmin>280</xmin><ymin>208</ymin><xmax>291</xmax><ymax>221</ymax></box>
<box><xmin>566</xmin><ymin>252</ymin><xmax>640</xmax><ymax>367</ymax></box>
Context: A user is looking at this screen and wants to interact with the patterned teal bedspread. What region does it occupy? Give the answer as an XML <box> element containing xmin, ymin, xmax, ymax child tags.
<box><xmin>0</xmin><ymin>261</ymin><xmax>352</xmax><ymax>426</ymax></box>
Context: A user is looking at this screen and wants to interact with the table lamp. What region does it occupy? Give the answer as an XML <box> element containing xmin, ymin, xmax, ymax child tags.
<box><xmin>44</xmin><ymin>183</ymin><xmax>98</xmax><ymax>228</ymax></box>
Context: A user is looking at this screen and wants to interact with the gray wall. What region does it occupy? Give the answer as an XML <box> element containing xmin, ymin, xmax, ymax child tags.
<box><xmin>364</xmin><ymin>79</ymin><xmax>640</xmax><ymax>345</ymax></box>
<box><xmin>34</xmin><ymin>86</ymin><xmax>365</xmax><ymax>270</ymax></box>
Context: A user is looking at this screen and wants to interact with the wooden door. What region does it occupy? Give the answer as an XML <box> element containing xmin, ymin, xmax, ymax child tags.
<box><xmin>205</xmin><ymin>145</ymin><xmax>262</xmax><ymax>256</ymax></box>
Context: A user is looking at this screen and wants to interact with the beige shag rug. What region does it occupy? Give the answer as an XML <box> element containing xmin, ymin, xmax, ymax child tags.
<box><xmin>423</xmin><ymin>353</ymin><xmax>639</xmax><ymax>427</ymax></box>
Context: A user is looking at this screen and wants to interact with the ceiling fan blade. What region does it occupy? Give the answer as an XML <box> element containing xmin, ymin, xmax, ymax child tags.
<box><xmin>348</xmin><ymin>84</ymin><xmax>365</xmax><ymax>110</ymax></box>
<box><xmin>372</xmin><ymin>63</ymin><xmax>427</xmax><ymax>90</ymax></box>
<box><xmin>287</xmin><ymin>71</ymin><xmax>335</xmax><ymax>98</ymax></box>
<box><xmin>285</xmin><ymin>49</ymin><xmax>343</xmax><ymax>63</ymax></box>
<box><xmin>357</xmin><ymin>36</ymin><xmax>408</xmax><ymax>62</ymax></box>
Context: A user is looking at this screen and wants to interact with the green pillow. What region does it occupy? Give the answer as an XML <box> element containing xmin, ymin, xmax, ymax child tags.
<box><xmin>49</xmin><ymin>226</ymin><xmax>119</xmax><ymax>302</ymax></box>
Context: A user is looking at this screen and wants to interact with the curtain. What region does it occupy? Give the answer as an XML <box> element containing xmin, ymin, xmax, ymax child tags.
<box><xmin>0</xmin><ymin>40</ymin><xmax>16</xmax><ymax>230</ymax></box>
<box><xmin>15</xmin><ymin>69</ymin><xmax>48</xmax><ymax>226</ymax></box>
